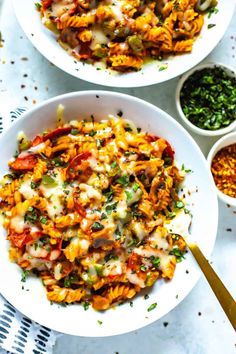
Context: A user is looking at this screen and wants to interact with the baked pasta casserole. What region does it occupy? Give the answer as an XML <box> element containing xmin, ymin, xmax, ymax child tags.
<box><xmin>0</xmin><ymin>112</ymin><xmax>188</xmax><ymax>310</ymax></box>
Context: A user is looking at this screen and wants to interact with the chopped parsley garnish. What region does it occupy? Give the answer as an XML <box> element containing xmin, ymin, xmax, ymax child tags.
<box><xmin>104</xmin><ymin>186</ymin><xmax>114</xmax><ymax>202</ymax></box>
<box><xmin>111</xmin><ymin>161</ymin><xmax>117</xmax><ymax>168</ymax></box>
<box><xmin>150</xmin><ymin>256</ymin><xmax>161</xmax><ymax>268</ymax></box>
<box><xmin>88</xmin><ymin>130</ymin><xmax>96</xmax><ymax>137</ymax></box>
<box><xmin>39</xmin><ymin>216</ymin><xmax>48</xmax><ymax>224</ymax></box>
<box><xmin>105</xmin><ymin>202</ymin><xmax>118</xmax><ymax>215</ymax></box>
<box><xmin>180</xmin><ymin>67</ymin><xmax>236</xmax><ymax>131</ymax></box>
<box><xmin>132</xmin><ymin>183</ymin><xmax>140</xmax><ymax>192</ymax></box>
<box><xmin>83</xmin><ymin>301</ymin><xmax>90</xmax><ymax>311</ymax></box>
<box><xmin>30</xmin><ymin>181</ymin><xmax>38</xmax><ymax>189</ymax></box>
<box><xmin>116</xmin><ymin>175</ymin><xmax>129</xmax><ymax>187</ymax></box>
<box><xmin>130</xmin><ymin>301</ymin><xmax>134</xmax><ymax>307</ymax></box>
<box><xmin>52</xmin><ymin>157</ymin><xmax>66</xmax><ymax>167</ymax></box>
<box><xmin>35</xmin><ymin>2</ymin><xmax>42</xmax><ymax>10</ymax></box>
<box><xmin>147</xmin><ymin>302</ymin><xmax>157</xmax><ymax>312</ymax></box>
<box><xmin>166</xmin><ymin>211</ymin><xmax>176</xmax><ymax>219</ymax></box>
<box><xmin>97</xmin><ymin>320</ymin><xmax>103</xmax><ymax>325</ymax></box>
<box><xmin>96</xmin><ymin>138</ymin><xmax>104</xmax><ymax>148</ymax></box>
<box><xmin>24</xmin><ymin>207</ymin><xmax>38</xmax><ymax>223</ymax></box>
<box><xmin>207</xmin><ymin>6</ymin><xmax>219</xmax><ymax>18</ymax></box>
<box><xmin>21</xmin><ymin>270</ymin><xmax>30</xmax><ymax>282</ymax></box>
<box><xmin>70</xmin><ymin>128</ymin><xmax>79</xmax><ymax>135</ymax></box>
<box><xmin>125</xmin><ymin>190</ymin><xmax>133</xmax><ymax>201</ymax></box>
<box><xmin>140</xmin><ymin>264</ymin><xmax>147</xmax><ymax>272</ymax></box>
<box><xmin>144</xmin><ymin>294</ymin><xmax>149</xmax><ymax>300</ymax></box>
<box><xmin>170</xmin><ymin>247</ymin><xmax>185</xmax><ymax>262</ymax></box>
<box><xmin>208</xmin><ymin>24</ymin><xmax>216</xmax><ymax>29</ymax></box>
<box><xmin>100</xmin><ymin>212</ymin><xmax>108</xmax><ymax>220</ymax></box>
<box><xmin>91</xmin><ymin>222</ymin><xmax>104</xmax><ymax>232</ymax></box>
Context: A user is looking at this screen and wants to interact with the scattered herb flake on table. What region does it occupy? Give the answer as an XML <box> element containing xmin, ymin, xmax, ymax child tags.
<box><xmin>180</xmin><ymin>67</ymin><xmax>236</xmax><ymax>130</ymax></box>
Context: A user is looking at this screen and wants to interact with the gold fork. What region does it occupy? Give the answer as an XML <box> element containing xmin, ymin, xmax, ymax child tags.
<box><xmin>183</xmin><ymin>238</ymin><xmax>236</xmax><ymax>331</ymax></box>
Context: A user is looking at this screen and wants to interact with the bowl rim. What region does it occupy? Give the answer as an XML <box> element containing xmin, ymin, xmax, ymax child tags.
<box><xmin>207</xmin><ymin>131</ymin><xmax>236</xmax><ymax>207</ymax></box>
<box><xmin>175</xmin><ymin>62</ymin><xmax>236</xmax><ymax>136</ymax></box>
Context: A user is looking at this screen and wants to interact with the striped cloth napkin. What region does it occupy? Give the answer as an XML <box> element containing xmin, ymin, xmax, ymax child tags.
<box><xmin>0</xmin><ymin>107</ymin><xmax>59</xmax><ymax>354</ymax></box>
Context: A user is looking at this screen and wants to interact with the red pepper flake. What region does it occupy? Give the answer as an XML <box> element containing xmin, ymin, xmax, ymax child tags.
<box><xmin>211</xmin><ymin>144</ymin><xmax>236</xmax><ymax>198</ymax></box>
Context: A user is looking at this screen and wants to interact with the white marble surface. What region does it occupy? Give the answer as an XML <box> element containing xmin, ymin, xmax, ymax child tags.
<box><xmin>0</xmin><ymin>1</ymin><xmax>236</xmax><ymax>353</ymax></box>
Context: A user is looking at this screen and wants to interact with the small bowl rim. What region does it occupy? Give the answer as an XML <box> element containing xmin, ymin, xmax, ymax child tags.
<box><xmin>176</xmin><ymin>62</ymin><xmax>236</xmax><ymax>137</ymax></box>
<box><xmin>207</xmin><ymin>131</ymin><xmax>236</xmax><ymax>206</ymax></box>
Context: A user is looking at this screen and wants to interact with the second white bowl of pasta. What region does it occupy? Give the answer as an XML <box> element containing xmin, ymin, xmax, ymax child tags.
<box><xmin>0</xmin><ymin>91</ymin><xmax>218</xmax><ymax>336</ymax></box>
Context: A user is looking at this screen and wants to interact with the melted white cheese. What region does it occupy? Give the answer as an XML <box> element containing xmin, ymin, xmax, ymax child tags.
<box><xmin>19</xmin><ymin>179</ymin><xmax>37</xmax><ymax>199</ymax></box>
<box><xmin>164</xmin><ymin>211</ymin><xmax>191</xmax><ymax>238</ymax></box>
<box><xmin>90</xmin><ymin>29</ymin><xmax>109</xmax><ymax>50</ymax></box>
<box><xmin>149</xmin><ymin>229</ymin><xmax>169</xmax><ymax>250</ymax></box>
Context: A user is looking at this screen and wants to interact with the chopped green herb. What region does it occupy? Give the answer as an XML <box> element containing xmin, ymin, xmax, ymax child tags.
<box><xmin>91</xmin><ymin>222</ymin><xmax>104</xmax><ymax>232</ymax></box>
<box><xmin>140</xmin><ymin>264</ymin><xmax>147</xmax><ymax>272</ymax></box>
<box><xmin>83</xmin><ymin>301</ymin><xmax>90</xmax><ymax>311</ymax></box>
<box><xmin>24</xmin><ymin>207</ymin><xmax>38</xmax><ymax>223</ymax></box>
<box><xmin>147</xmin><ymin>302</ymin><xmax>157</xmax><ymax>312</ymax></box>
<box><xmin>30</xmin><ymin>181</ymin><xmax>38</xmax><ymax>189</ymax></box>
<box><xmin>21</xmin><ymin>270</ymin><xmax>29</xmax><ymax>282</ymax></box>
<box><xmin>116</xmin><ymin>175</ymin><xmax>129</xmax><ymax>187</ymax></box>
<box><xmin>104</xmin><ymin>186</ymin><xmax>114</xmax><ymax>202</ymax></box>
<box><xmin>39</xmin><ymin>216</ymin><xmax>47</xmax><ymax>224</ymax></box>
<box><xmin>97</xmin><ymin>320</ymin><xmax>103</xmax><ymax>325</ymax></box>
<box><xmin>166</xmin><ymin>211</ymin><xmax>176</xmax><ymax>219</ymax></box>
<box><xmin>105</xmin><ymin>202</ymin><xmax>118</xmax><ymax>215</ymax></box>
<box><xmin>130</xmin><ymin>301</ymin><xmax>134</xmax><ymax>307</ymax></box>
<box><xmin>207</xmin><ymin>6</ymin><xmax>219</xmax><ymax>18</ymax></box>
<box><xmin>96</xmin><ymin>138</ymin><xmax>104</xmax><ymax>148</ymax></box>
<box><xmin>125</xmin><ymin>190</ymin><xmax>133</xmax><ymax>201</ymax></box>
<box><xmin>100</xmin><ymin>212</ymin><xmax>108</xmax><ymax>220</ymax></box>
<box><xmin>71</xmin><ymin>128</ymin><xmax>79</xmax><ymax>135</ymax></box>
<box><xmin>132</xmin><ymin>183</ymin><xmax>140</xmax><ymax>192</ymax></box>
<box><xmin>144</xmin><ymin>294</ymin><xmax>149</xmax><ymax>300</ymax></box>
<box><xmin>35</xmin><ymin>2</ymin><xmax>42</xmax><ymax>10</ymax></box>
<box><xmin>88</xmin><ymin>130</ymin><xmax>96</xmax><ymax>137</ymax></box>
<box><xmin>52</xmin><ymin>157</ymin><xmax>66</xmax><ymax>167</ymax></box>
<box><xmin>208</xmin><ymin>23</ymin><xmax>216</xmax><ymax>29</ymax></box>
<box><xmin>111</xmin><ymin>161</ymin><xmax>117</xmax><ymax>168</ymax></box>
<box><xmin>151</xmin><ymin>256</ymin><xmax>161</xmax><ymax>268</ymax></box>
<box><xmin>159</xmin><ymin>64</ymin><xmax>168</xmax><ymax>71</ymax></box>
<box><xmin>170</xmin><ymin>247</ymin><xmax>185</xmax><ymax>262</ymax></box>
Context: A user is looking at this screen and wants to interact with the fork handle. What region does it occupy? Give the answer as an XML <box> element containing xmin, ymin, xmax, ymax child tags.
<box><xmin>188</xmin><ymin>242</ymin><xmax>236</xmax><ymax>331</ymax></box>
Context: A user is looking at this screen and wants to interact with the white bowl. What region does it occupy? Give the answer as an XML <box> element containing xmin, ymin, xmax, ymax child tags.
<box><xmin>13</xmin><ymin>0</ymin><xmax>235</xmax><ymax>87</ymax></box>
<box><xmin>207</xmin><ymin>131</ymin><xmax>236</xmax><ymax>207</ymax></box>
<box><xmin>176</xmin><ymin>63</ymin><xmax>236</xmax><ymax>136</ymax></box>
<box><xmin>0</xmin><ymin>91</ymin><xmax>218</xmax><ymax>336</ymax></box>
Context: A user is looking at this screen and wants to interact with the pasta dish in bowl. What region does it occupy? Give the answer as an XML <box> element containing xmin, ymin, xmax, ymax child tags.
<box><xmin>13</xmin><ymin>0</ymin><xmax>235</xmax><ymax>86</ymax></box>
<box><xmin>0</xmin><ymin>91</ymin><xmax>218</xmax><ymax>335</ymax></box>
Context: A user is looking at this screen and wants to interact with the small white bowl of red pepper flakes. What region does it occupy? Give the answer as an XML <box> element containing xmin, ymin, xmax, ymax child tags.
<box><xmin>207</xmin><ymin>131</ymin><xmax>236</xmax><ymax>206</ymax></box>
<box><xmin>176</xmin><ymin>63</ymin><xmax>236</xmax><ymax>136</ymax></box>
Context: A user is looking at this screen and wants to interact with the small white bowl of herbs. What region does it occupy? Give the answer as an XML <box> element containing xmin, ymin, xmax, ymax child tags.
<box><xmin>176</xmin><ymin>63</ymin><xmax>236</xmax><ymax>136</ymax></box>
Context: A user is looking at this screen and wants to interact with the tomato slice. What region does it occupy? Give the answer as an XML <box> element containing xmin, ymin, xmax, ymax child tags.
<box><xmin>10</xmin><ymin>155</ymin><xmax>37</xmax><ymax>171</ymax></box>
<box><xmin>43</xmin><ymin>127</ymin><xmax>72</xmax><ymax>141</ymax></box>
<box><xmin>66</xmin><ymin>152</ymin><xmax>91</xmax><ymax>179</ymax></box>
<box><xmin>8</xmin><ymin>229</ymin><xmax>33</xmax><ymax>248</ymax></box>
<box><xmin>31</xmin><ymin>135</ymin><xmax>43</xmax><ymax>147</ymax></box>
